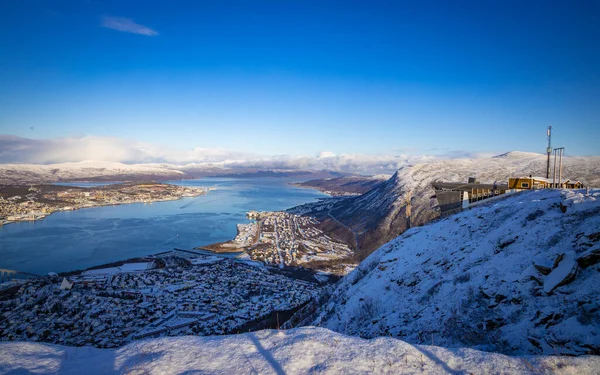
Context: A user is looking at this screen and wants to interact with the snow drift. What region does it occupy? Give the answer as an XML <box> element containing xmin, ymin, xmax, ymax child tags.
<box><xmin>1</xmin><ymin>327</ymin><xmax>599</xmax><ymax>375</ymax></box>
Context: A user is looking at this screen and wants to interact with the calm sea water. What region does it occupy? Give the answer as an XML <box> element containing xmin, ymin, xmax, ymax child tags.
<box><xmin>0</xmin><ymin>178</ymin><xmax>328</xmax><ymax>275</ymax></box>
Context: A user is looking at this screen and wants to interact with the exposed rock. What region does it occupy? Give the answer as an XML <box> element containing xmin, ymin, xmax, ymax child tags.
<box><xmin>528</xmin><ymin>337</ymin><xmax>542</xmax><ymax>351</ymax></box>
<box><xmin>552</xmin><ymin>253</ymin><xmax>565</xmax><ymax>269</ymax></box>
<box><xmin>577</xmin><ymin>248</ymin><xmax>600</xmax><ymax>268</ymax></box>
<box><xmin>534</xmin><ymin>264</ymin><xmax>552</xmax><ymax>275</ymax></box>
<box><xmin>529</xmin><ymin>276</ymin><xmax>543</xmax><ymax>286</ymax></box>
<box><xmin>559</xmin><ymin>202</ymin><xmax>568</xmax><ymax>213</ymax></box>
<box><xmin>534</xmin><ymin>313</ymin><xmax>563</xmax><ymax>328</ymax></box>
<box><xmin>484</xmin><ymin>318</ymin><xmax>505</xmax><ymax>330</ymax></box>
<box><xmin>544</xmin><ymin>256</ymin><xmax>578</xmax><ymax>294</ymax></box>
<box><xmin>588</xmin><ymin>232</ymin><xmax>600</xmax><ymax>242</ymax></box>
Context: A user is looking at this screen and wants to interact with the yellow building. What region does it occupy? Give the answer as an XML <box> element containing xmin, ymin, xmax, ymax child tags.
<box><xmin>508</xmin><ymin>177</ymin><xmax>551</xmax><ymax>190</ymax></box>
<box><xmin>508</xmin><ymin>176</ymin><xmax>583</xmax><ymax>190</ymax></box>
<box><xmin>563</xmin><ymin>179</ymin><xmax>583</xmax><ymax>189</ymax></box>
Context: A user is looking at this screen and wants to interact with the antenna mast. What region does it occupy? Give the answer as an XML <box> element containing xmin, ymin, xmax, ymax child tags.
<box><xmin>546</xmin><ymin>126</ymin><xmax>552</xmax><ymax>178</ymax></box>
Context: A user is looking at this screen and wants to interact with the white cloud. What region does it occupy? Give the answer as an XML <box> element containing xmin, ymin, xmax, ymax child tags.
<box><xmin>0</xmin><ymin>135</ymin><xmax>159</xmax><ymax>164</ymax></box>
<box><xmin>0</xmin><ymin>135</ymin><xmax>496</xmax><ymax>175</ymax></box>
<box><xmin>101</xmin><ymin>16</ymin><xmax>158</xmax><ymax>36</ymax></box>
<box><xmin>317</xmin><ymin>151</ymin><xmax>336</xmax><ymax>158</ymax></box>
<box><xmin>0</xmin><ymin>135</ymin><xmax>261</xmax><ymax>165</ymax></box>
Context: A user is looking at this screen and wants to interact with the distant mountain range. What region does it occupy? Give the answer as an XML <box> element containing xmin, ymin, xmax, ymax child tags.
<box><xmin>0</xmin><ymin>161</ymin><xmax>345</xmax><ymax>185</ymax></box>
<box><xmin>293</xmin><ymin>175</ymin><xmax>390</xmax><ymax>196</ymax></box>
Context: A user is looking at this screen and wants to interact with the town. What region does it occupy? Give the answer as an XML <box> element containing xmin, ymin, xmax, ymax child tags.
<box><xmin>0</xmin><ymin>250</ymin><xmax>319</xmax><ymax>348</ymax></box>
<box><xmin>202</xmin><ymin>211</ymin><xmax>353</xmax><ymax>269</ymax></box>
<box><xmin>0</xmin><ymin>182</ymin><xmax>206</xmax><ymax>225</ymax></box>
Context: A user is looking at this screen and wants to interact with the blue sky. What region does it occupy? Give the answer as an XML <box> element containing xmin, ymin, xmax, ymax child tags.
<box><xmin>0</xmin><ymin>0</ymin><xmax>598</xmax><ymax>161</ymax></box>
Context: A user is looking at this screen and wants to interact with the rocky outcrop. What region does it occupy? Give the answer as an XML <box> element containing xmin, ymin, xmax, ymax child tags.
<box><xmin>543</xmin><ymin>255</ymin><xmax>578</xmax><ymax>294</ymax></box>
<box><xmin>577</xmin><ymin>248</ymin><xmax>600</xmax><ymax>268</ymax></box>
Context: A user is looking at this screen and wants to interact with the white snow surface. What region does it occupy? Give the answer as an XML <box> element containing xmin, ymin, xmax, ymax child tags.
<box><xmin>81</xmin><ymin>262</ymin><xmax>154</xmax><ymax>275</ymax></box>
<box><xmin>305</xmin><ymin>189</ymin><xmax>600</xmax><ymax>355</ymax></box>
<box><xmin>1</xmin><ymin>327</ymin><xmax>599</xmax><ymax>375</ymax></box>
<box><xmin>0</xmin><ymin>161</ymin><xmax>186</xmax><ymax>184</ymax></box>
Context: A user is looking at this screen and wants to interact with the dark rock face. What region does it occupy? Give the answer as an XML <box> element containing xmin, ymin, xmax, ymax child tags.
<box><xmin>577</xmin><ymin>248</ymin><xmax>600</xmax><ymax>268</ymax></box>
<box><xmin>534</xmin><ymin>264</ymin><xmax>552</xmax><ymax>275</ymax></box>
<box><xmin>317</xmin><ymin>171</ymin><xmax>439</xmax><ymax>261</ymax></box>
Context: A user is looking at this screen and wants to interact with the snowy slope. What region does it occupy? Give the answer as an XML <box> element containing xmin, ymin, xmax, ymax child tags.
<box><xmin>1</xmin><ymin>327</ymin><xmax>599</xmax><ymax>375</ymax></box>
<box><xmin>0</xmin><ymin>161</ymin><xmax>341</xmax><ymax>184</ymax></box>
<box><xmin>300</xmin><ymin>189</ymin><xmax>600</xmax><ymax>355</ymax></box>
<box><xmin>297</xmin><ymin>152</ymin><xmax>600</xmax><ymax>258</ymax></box>
<box><xmin>0</xmin><ymin>161</ymin><xmax>186</xmax><ymax>184</ymax></box>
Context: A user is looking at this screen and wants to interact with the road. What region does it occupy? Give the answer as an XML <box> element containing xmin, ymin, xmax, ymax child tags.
<box><xmin>273</xmin><ymin>221</ymin><xmax>285</xmax><ymax>269</ymax></box>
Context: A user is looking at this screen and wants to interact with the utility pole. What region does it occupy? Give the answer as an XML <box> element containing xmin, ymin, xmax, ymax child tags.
<box><xmin>552</xmin><ymin>149</ymin><xmax>557</xmax><ymax>187</ymax></box>
<box><xmin>546</xmin><ymin>126</ymin><xmax>552</xmax><ymax>179</ymax></box>
<box><xmin>557</xmin><ymin>147</ymin><xmax>564</xmax><ymax>188</ymax></box>
<box><xmin>551</xmin><ymin>147</ymin><xmax>565</xmax><ymax>188</ymax></box>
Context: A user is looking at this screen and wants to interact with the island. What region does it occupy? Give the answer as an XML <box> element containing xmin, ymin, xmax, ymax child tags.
<box><xmin>0</xmin><ymin>182</ymin><xmax>206</xmax><ymax>226</ymax></box>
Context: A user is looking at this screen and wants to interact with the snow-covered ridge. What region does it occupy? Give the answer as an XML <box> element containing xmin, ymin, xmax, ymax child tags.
<box><xmin>492</xmin><ymin>151</ymin><xmax>546</xmax><ymax>159</ymax></box>
<box><xmin>303</xmin><ymin>189</ymin><xmax>600</xmax><ymax>355</ymax></box>
<box><xmin>1</xmin><ymin>151</ymin><xmax>598</xmax><ymax>186</ymax></box>
<box><xmin>0</xmin><ymin>161</ymin><xmax>186</xmax><ymax>184</ymax></box>
<box><xmin>299</xmin><ymin>151</ymin><xmax>600</xmax><ymax>259</ymax></box>
<box><xmin>1</xmin><ymin>327</ymin><xmax>598</xmax><ymax>375</ymax></box>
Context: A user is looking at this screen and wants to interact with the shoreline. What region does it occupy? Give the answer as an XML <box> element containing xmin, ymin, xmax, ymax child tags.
<box><xmin>194</xmin><ymin>244</ymin><xmax>245</xmax><ymax>253</ymax></box>
<box><xmin>1</xmin><ymin>181</ymin><xmax>337</xmax><ymax>277</ymax></box>
<box><xmin>195</xmin><ymin>221</ymin><xmax>257</xmax><ymax>254</ymax></box>
<box><xmin>290</xmin><ymin>182</ymin><xmax>360</xmax><ymax>197</ymax></box>
<box><xmin>52</xmin><ymin>247</ymin><xmax>329</xmax><ymax>284</ymax></box>
<box><xmin>0</xmin><ymin>184</ymin><xmax>208</xmax><ymax>227</ymax></box>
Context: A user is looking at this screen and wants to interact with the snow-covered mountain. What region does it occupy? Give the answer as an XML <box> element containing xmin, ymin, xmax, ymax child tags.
<box><xmin>293</xmin><ymin>152</ymin><xmax>600</xmax><ymax>259</ymax></box>
<box><xmin>293</xmin><ymin>189</ymin><xmax>600</xmax><ymax>355</ymax></box>
<box><xmin>294</xmin><ymin>175</ymin><xmax>390</xmax><ymax>196</ymax></box>
<box><xmin>0</xmin><ymin>161</ymin><xmax>341</xmax><ymax>184</ymax></box>
<box><xmin>0</xmin><ymin>161</ymin><xmax>186</xmax><ymax>184</ymax></box>
<box><xmin>1</xmin><ymin>151</ymin><xmax>597</xmax><ymax>190</ymax></box>
<box><xmin>1</xmin><ymin>327</ymin><xmax>599</xmax><ymax>374</ymax></box>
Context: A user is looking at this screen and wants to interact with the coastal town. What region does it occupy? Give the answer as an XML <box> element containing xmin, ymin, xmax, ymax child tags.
<box><xmin>0</xmin><ymin>250</ymin><xmax>319</xmax><ymax>348</ymax></box>
<box><xmin>0</xmin><ymin>183</ymin><xmax>206</xmax><ymax>226</ymax></box>
<box><xmin>203</xmin><ymin>211</ymin><xmax>353</xmax><ymax>269</ymax></box>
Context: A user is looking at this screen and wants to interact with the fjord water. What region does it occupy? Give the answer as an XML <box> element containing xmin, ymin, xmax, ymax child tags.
<box><xmin>0</xmin><ymin>178</ymin><xmax>328</xmax><ymax>275</ymax></box>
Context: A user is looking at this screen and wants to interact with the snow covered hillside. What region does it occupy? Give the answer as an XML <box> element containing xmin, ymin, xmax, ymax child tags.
<box><xmin>299</xmin><ymin>189</ymin><xmax>600</xmax><ymax>355</ymax></box>
<box><xmin>293</xmin><ymin>152</ymin><xmax>600</xmax><ymax>259</ymax></box>
<box><xmin>0</xmin><ymin>161</ymin><xmax>186</xmax><ymax>184</ymax></box>
<box><xmin>0</xmin><ymin>161</ymin><xmax>342</xmax><ymax>184</ymax></box>
<box><xmin>1</xmin><ymin>327</ymin><xmax>599</xmax><ymax>375</ymax></box>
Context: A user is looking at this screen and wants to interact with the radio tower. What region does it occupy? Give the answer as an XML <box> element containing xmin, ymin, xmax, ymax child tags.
<box><xmin>546</xmin><ymin>126</ymin><xmax>552</xmax><ymax>178</ymax></box>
